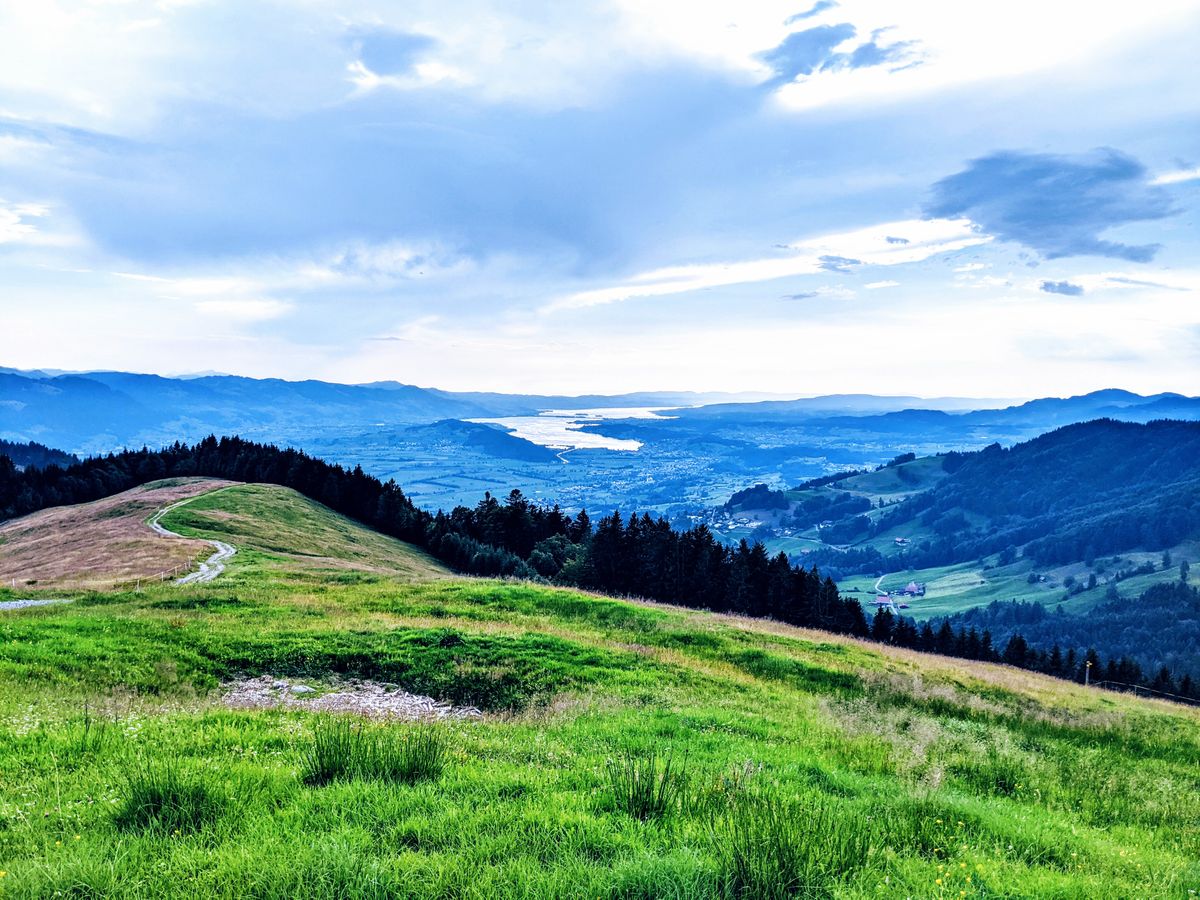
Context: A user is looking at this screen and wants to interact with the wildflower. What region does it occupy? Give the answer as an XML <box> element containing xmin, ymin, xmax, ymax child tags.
<box><xmin>74</xmin><ymin>834</ymin><xmax>81</xmax><ymax>840</ymax></box>
<box><xmin>936</xmin><ymin>878</ymin><xmax>943</xmax><ymax>885</ymax></box>
<box><xmin>55</xmin><ymin>840</ymin><xmax>62</xmax><ymax>847</ymax></box>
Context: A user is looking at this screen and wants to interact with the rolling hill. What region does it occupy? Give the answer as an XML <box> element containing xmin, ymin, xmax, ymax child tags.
<box><xmin>0</xmin><ymin>480</ymin><xmax>1197</xmax><ymax>897</ymax></box>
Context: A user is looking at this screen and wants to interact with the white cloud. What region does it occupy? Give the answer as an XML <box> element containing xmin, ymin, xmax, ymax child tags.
<box><xmin>542</xmin><ymin>218</ymin><xmax>989</xmax><ymax>312</ymax></box>
<box><xmin>0</xmin><ymin>201</ymin><xmax>48</xmax><ymax>244</ymax></box>
<box><xmin>864</xmin><ymin>280</ymin><xmax>899</xmax><ymax>289</ymax></box>
<box><xmin>194</xmin><ymin>298</ymin><xmax>293</xmax><ymax>321</ymax></box>
<box><xmin>1151</xmin><ymin>166</ymin><xmax>1200</xmax><ymax>185</ymax></box>
<box><xmin>766</xmin><ymin>0</ymin><xmax>1199</xmax><ymax>111</ymax></box>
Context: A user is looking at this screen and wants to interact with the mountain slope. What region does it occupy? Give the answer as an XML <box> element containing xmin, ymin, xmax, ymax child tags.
<box><xmin>0</xmin><ymin>484</ymin><xmax>1197</xmax><ymax>898</ymax></box>
<box><xmin>0</xmin><ymin>478</ymin><xmax>232</xmax><ymax>590</ymax></box>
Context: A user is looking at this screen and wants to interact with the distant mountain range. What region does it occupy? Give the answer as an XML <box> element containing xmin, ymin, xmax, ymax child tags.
<box><xmin>1</xmin><ymin>367</ymin><xmax>1196</xmax><ymax>458</ymax></box>
<box><xmin>0</xmin><ymin>369</ymin><xmax>764</xmax><ymax>453</ymax></box>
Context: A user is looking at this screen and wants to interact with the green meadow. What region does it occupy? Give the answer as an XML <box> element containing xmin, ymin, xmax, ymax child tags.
<box><xmin>0</xmin><ymin>485</ymin><xmax>1197</xmax><ymax>898</ymax></box>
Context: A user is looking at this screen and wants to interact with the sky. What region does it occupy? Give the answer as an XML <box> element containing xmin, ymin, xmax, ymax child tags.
<box><xmin>1</xmin><ymin>0</ymin><xmax>1198</xmax><ymax>397</ymax></box>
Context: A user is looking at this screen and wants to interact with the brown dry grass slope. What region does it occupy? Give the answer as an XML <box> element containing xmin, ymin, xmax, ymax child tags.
<box><xmin>0</xmin><ymin>477</ymin><xmax>234</xmax><ymax>590</ymax></box>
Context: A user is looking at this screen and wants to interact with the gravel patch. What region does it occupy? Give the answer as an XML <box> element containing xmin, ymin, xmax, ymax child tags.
<box><xmin>222</xmin><ymin>675</ymin><xmax>483</xmax><ymax>720</ymax></box>
<box><xmin>0</xmin><ymin>598</ymin><xmax>75</xmax><ymax>612</ymax></box>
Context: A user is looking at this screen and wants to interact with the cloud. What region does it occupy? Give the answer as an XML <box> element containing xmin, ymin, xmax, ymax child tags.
<box><xmin>818</xmin><ymin>254</ymin><xmax>861</xmax><ymax>272</ymax></box>
<box><xmin>542</xmin><ymin>217</ymin><xmax>989</xmax><ymax>312</ymax></box>
<box><xmin>194</xmin><ymin>299</ymin><xmax>293</xmax><ymax>321</ymax></box>
<box><xmin>0</xmin><ymin>201</ymin><xmax>47</xmax><ymax>244</ymax></box>
<box><xmin>760</xmin><ymin>22</ymin><xmax>920</xmax><ymax>85</ymax></box>
<box><xmin>925</xmin><ymin>148</ymin><xmax>1175</xmax><ymax>262</ymax></box>
<box><xmin>837</xmin><ymin>34</ymin><xmax>920</xmax><ymax>70</ymax></box>
<box><xmin>780</xmin><ymin>291</ymin><xmax>821</xmax><ymax>300</ymax></box>
<box><xmin>760</xmin><ymin>24</ymin><xmax>857</xmax><ymax>82</ymax></box>
<box><xmin>1151</xmin><ymin>166</ymin><xmax>1200</xmax><ymax>186</ymax></box>
<box><xmin>346</xmin><ymin>27</ymin><xmax>437</xmax><ymax>77</ymax></box>
<box><xmin>785</xmin><ymin>2</ymin><xmax>838</xmax><ymax>25</ymax></box>
<box><xmin>1040</xmin><ymin>280</ymin><xmax>1084</xmax><ymax>296</ymax></box>
<box><xmin>865</xmin><ymin>280</ymin><xmax>899</xmax><ymax>289</ymax></box>
<box><xmin>885</xmin><ymin>235</ymin><xmax>909</xmax><ymax>244</ymax></box>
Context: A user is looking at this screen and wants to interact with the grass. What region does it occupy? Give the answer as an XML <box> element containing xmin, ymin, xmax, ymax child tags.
<box><xmin>302</xmin><ymin>718</ymin><xmax>448</xmax><ymax>785</ymax></box>
<box><xmin>0</xmin><ymin>483</ymin><xmax>1198</xmax><ymax>897</ymax></box>
<box><xmin>0</xmin><ymin>478</ymin><xmax>229</xmax><ymax>590</ymax></box>
<box><xmin>158</xmin><ymin>483</ymin><xmax>448</xmax><ymax>580</ymax></box>
<box><xmin>605</xmin><ymin>748</ymin><xmax>692</xmax><ymax>821</ymax></box>
<box><xmin>718</xmin><ymin>790</ymin><xmax>870</xmax><ymax>900</ymax></box>
<box><xmin>113</xmin><ymin>762</ymin><xmax>229</xmax><ymax>835</ymax></box>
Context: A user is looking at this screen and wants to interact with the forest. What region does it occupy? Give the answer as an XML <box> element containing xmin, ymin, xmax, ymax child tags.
<box><xmin>1</xmin><ymin>434</ymin><xmax>1195</xmax><ymax>702</ymax></box>
<box><xmin>0</xmin><ymin>438</ymin><xmax>78</xmax><ymax>471</ymax></box>
<box><xmin>808</xmin><ymin>419</ymin><xmax>1200</xmax><ymax>575</ymax></box>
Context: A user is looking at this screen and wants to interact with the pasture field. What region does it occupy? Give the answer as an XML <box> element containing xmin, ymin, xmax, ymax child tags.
<box><xmin>0</xmin><ymin>484</ymin><xmax>1197</xmax><ymax>898</ymax></box>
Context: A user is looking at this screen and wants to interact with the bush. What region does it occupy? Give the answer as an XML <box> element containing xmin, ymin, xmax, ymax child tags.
<box><xmin>605</xmin><ymin>749</ymin><xmax>692</xmax><ymax>821</ymax></box>
<box><xmin>302</xmin><ymin>718</ymin><xmax>448</xmax><ymax>786</ymax></box>
<box><xmin>114</xmin><ymin>763</ymin><xmax>227</xmax><ymax>834</ymax></box>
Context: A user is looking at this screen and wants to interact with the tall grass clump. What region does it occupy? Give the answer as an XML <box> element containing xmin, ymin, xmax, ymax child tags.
<box><xmin>605</xmin><ymin>749</ymin><xmax>692</xmax><ymax>821</ymax></box>
<box><xmin>64</xmin><ymin>701</ymin><xmax>111</xmax><ymax>760</ymax></box>
<box><xmin>717</xmin><ymin>791</ymin><xmax>868</xmax><ymax>899</ymax></box>
<box><xmin>301</xmin><ymin>717</ymin><xmax>448</xmax><ymax>786</ymax></box>
<box><xmin>114</xmin><ymin>762</ymin><xmax>227</xmax><ymax>834</ymax></box>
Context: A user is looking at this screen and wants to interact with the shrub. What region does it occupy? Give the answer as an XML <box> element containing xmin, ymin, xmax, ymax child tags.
<box><xmin>301</xmin><ymin>718</ymin><xmax>448</xmax><ymax>786</ymax></box>
<box><xmin>114</xmin><ymin>763</ymin><xmax>226</xmax><ymax>834</ymax></box>
<box><xmin>605</xmin><ymin>749</ymin><xmax>691</xmax><ymax>821</ymax></box>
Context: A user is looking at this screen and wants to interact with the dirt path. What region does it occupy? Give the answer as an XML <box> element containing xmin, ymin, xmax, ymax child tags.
<box><xmin>146</xmin><ymin>492</ymin><xmax>237</xmax><ymax>585</ymax></box>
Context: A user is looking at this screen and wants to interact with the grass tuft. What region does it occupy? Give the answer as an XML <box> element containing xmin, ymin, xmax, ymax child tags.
<box><xmin>605</xmin><ymin>748</ymin><xmax>692</xmax><ymax>821</ymax></box>
<box><xmin>717</xmin><ymin>791</ymin><xmax>868</xmax><ymax>900</ymax></box>
<box><xmin>301</xmin><ymin>717</ymin><xmax>448</xmax><ymax>786</ymax></box>
<box><xmin>113</xmin><ymin>762</ymin><xmax>227</xmax><ymax>834</ymax></box>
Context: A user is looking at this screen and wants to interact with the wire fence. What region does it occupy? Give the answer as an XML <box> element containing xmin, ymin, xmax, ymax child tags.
<box><xmin>4</xmin><ymin>563</ymin><xmax>188</xmax><ymax>595</ymax></box>
<box><xmin>1092</xmin><ymin>680</ymin><xmax>1200</xmax><ymax>707</ymax></box>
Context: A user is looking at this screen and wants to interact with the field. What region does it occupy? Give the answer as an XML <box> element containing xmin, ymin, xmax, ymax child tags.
<box><xmin>0</xmin><ymin>479</ymin><xmax>233</xmax><ymax>591</ymax></box>
<box><xmin>0</xmin><ymin>484</ymin><xmax>1197</xmax><ymax>897</ymax></box>
<box><xmin>838</xmin><ymin>545</ymin><xmax>1200</xmax><ymax>621</ymax></box>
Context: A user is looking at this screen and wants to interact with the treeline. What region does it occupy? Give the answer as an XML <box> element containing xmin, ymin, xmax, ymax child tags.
<box><xmin>0</xmin><ymin>439</ymin><xmax>78</xmax><ymax>471</ymax></box>
<box><xmin>935</xmin><ymin>580</ymin><xmax>1200</xmax><ymax>686</ymax></box>
<box><xmin>0</xmin><ymin>436</ymin><xmax>868</xmax><ymax>637</ymax></box>
<box><xmin>865</xmin><ymin>603</ymin><xmax>1197</xmax><ymax>701</ymax></box>
<box><xmin>2</xmin><ymin>435</ymin><xmax>1195</xmax><ymax>705</ymax></box>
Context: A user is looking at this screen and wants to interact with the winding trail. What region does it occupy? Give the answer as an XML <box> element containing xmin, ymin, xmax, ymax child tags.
<box><xmin>146</xmin><ymin>492</ymin><xmax>236</xmax><ymax>585</ymax></box>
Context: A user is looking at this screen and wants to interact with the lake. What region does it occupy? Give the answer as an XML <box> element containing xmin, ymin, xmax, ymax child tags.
<box><xmin>466</xmin><ymin>407</ymin><xmax>676</xmax><ymax>452</ymax></box>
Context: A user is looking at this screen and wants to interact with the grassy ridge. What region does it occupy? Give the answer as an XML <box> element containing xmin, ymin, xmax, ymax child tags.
<box><xmin>0</xmin><ymin>487</ymin><xmax>1197</xmax><ymax>897</ymax></box>
<box><xmin>159</xmin><ymin>483</ymin><xmax>448</xmax><ymax>580</ymax></box>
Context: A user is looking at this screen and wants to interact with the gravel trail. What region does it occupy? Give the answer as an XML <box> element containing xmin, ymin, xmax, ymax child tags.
<box><xmin>146</xmin><ymin>493</ymin><xmax>236</xmax><ymax>585</ymax></box>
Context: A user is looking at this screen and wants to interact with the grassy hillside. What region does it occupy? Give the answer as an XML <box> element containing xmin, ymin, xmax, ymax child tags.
<box><xmin>0</xmin><ymin>486</ymin><xmax>1197</xmax><ymax>898</ymax></box>
<box><xmin>0</xmin><ymin>478</ymin><xmax>232</xmax><ymax>590</ymax></box>
<box><xmin>158</xmin><ymin>483</ymin><xmax>448</xmax><ymax>581</ymax></box>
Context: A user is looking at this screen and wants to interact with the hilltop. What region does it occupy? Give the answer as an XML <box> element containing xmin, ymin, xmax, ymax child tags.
<box><xmin>0</xmin><ymin>479</ymin><xmax>1198</xmax><ymax>897</ymax></box>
